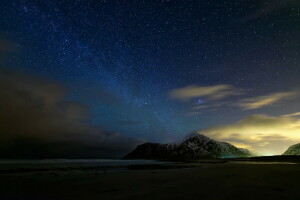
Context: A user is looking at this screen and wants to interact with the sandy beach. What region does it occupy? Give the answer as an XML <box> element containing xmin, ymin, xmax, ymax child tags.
<box><xmin>0</xmin><ymin>161</ymin><xmax>300</xmax><ymax>200</ymax></box>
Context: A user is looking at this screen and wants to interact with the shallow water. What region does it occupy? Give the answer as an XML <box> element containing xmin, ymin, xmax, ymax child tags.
<box><xmin>231</xmin><ymin>161</ymin><xmax>297</xmax><ymax>165</ymax></box>
<box><xmin>0</xmin><ymin>159</ymin><xmax>172</xmax><ymax>171</ymax></box>
<box><xmin>0</xmin><ymin>159</ymin><xmax>167</xmax><ymax>165</ymax></box>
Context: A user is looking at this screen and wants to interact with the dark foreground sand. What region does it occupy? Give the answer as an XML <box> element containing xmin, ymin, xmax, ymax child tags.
<box><xmin>0</xmin><ymin>162</ymin><xmax>300</xmax><ymax>200</ymax></box>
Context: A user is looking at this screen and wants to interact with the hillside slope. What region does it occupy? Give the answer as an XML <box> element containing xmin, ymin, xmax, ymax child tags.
<box><xmin>125</xmin><ymin>133</ymin><xmax>252</xmax><ymax>160</ymax></box>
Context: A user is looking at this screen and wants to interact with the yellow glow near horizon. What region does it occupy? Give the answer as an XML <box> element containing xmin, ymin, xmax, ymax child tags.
<box><xmin>198</xmin><ymin>113</ymin><xmax>300</xmax><ymax>155</ymax></box>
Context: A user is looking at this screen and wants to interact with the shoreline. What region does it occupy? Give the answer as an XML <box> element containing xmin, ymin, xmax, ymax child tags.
<box><xmin>0</xmin><ymin>157</ymin><xmax>299</xmax><ymax>175</ymax></box>
<box><xmin>1</xmin><ymin>161</ymin><xmax>300</xmax><ymax>200</ymax></box>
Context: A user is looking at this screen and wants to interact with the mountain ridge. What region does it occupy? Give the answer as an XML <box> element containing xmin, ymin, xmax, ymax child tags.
<box><xmin>124</xmin><ymin>133</ymin><xmax>253</xmax><ymax>160</ymax></box>
<box><xmin>283</xmin><ymin>143</ymin><xmax>300</xmax><ymax>155</ymax></box>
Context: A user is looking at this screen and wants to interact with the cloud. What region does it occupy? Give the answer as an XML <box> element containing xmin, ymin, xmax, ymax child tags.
<box><xmin>0</xmin><ymin>69</ymin><xmax>145</xmax><ymax>158</ymax></box>
<box><xmin>192</xmin><ymin>105</ymin><xmax>211</xmax><ymax>110</ymax></box>
<box><xmin>171</xmin><ymin>84</ymin><xmax>300</xmax><ymax>115</ymax></box>
<box><xmin>169</xmin><ymin>84</ymin><xmax>242</xmax><ymax>102</ymax></box>
<box><xmin>237</xmin><ymin>91</ymin><xmax>299</xmax><ymax>110</ymax></box>
<box><xmin>192</xmin><ymin>101</ymin><xmax>228</xmax><ymax>110</ymax></box>
<box><xmin>198</xmin><ymin>114</ymin><xmax>300</xmax><ymax>155</ymax></box>
<box><xmin>0</xmin><ymin>38</ymin><xmax>19</xmax><ymax>66</ymax></box>
<box><xmin>283</xmin><ymin>112</ymin><xmax>300</xmax><ymax>117</ymax></box>
<box><xmin>186</xmin><ymin>102</ymin><xmax>228</xmax><ymax>117</ymax></box>
<box><xmin>186</xmin><ymin>111</ymin><xmax>202</xmax><ymax>117</ymax></box>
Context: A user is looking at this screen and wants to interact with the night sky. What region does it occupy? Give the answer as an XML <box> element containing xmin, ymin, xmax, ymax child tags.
<box><xmin>0</xmin><ymin>0</ymin><xmax>300</xmax><ymax>157</ymax></box>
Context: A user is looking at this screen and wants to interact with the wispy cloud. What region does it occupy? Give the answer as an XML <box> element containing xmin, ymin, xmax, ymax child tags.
<box><xmin>237</xmin><ymin>91</ymin><xmax>299</xmax><ymax>110</ymax></box>
<box><xmin>283</xmin><ymin>112</ymin><xmax>300</xmax><ymax>117</ymax></box>
<box><xmin>198</xmin><ymin>114</ymin><xmax>300</xmax><ymax>155</ymax></box>
<box><xmin>185</xmin><ymin>102</ymin><xmax>227</xmax><ymax>117</ymax></box>
<box><xmin>192</xmin><ymin>105</ymin><xmax>211</xmax><ymax>110</ymax></box>
<box><xmin>186</xmin><ymin>111</ymin><xmax>202</xmax><ymax>117</ymax></box>
<box><xmin>192</xmin><ymin>101</ymin><xmax>228</xmax><ymax>110</ymax></box>
<box><xmin>170</xmin><ymin>84</ymin><xmax>300</xmax><ymax>115</ymax></box>
<box><xmin>169</xmin><ymin>84</ymin><xmax>242</xmax><ymax>102</ymax></box>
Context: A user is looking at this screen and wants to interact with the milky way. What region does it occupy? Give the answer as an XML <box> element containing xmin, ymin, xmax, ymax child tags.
<box><xmin>1</xmin><ymin>0</ymin><xmax>300</xmax><ymax>155</ymax></box>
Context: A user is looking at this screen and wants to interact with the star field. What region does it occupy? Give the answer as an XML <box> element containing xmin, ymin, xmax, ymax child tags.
<box><xmin>1</xmin><ymin>0</ymin><xmax>300</xmax><ymax>151</ymax></box>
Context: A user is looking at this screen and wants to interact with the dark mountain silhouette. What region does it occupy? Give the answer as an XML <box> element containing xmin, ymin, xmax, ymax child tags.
<box><xmin>283</xmin><ymin>143</ymin><xmax>300</xmax><ymax>155</ymax></box>
<box><xmin>124</xmin><ymin>133</ymin><xmax>252</xmax><ymax>160</ymax></box>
